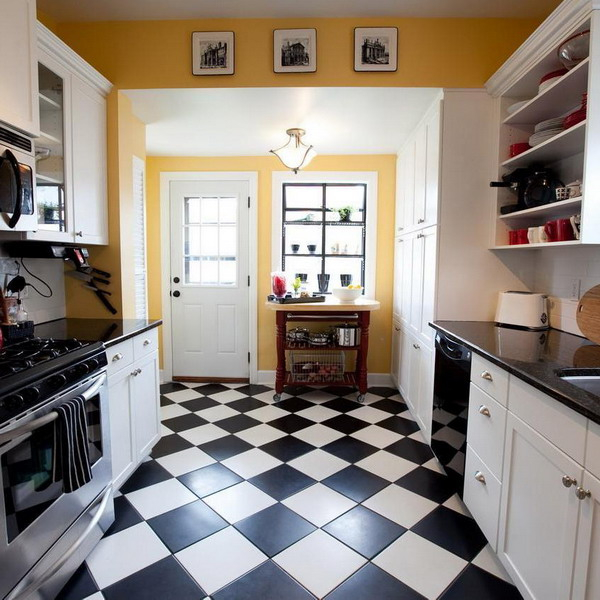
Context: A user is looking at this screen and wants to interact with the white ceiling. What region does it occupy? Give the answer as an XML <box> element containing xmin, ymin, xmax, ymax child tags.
<box><xmin>39</xmin><ymin>0</ymin><xmax>561</xmax><ymax>21</ymax></box>
<box><xmin>123</xmin><ymin>87</ymin><xmax>442</xmax><ymax>157</ymax></box>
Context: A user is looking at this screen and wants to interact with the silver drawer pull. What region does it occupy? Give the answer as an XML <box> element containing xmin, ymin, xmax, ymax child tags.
<box><xmin>143</xmin><ymin>339</ymin><xmax>151</xmax><ymax>347</ymax></box>
<box><xmin>394</xmin><ymin>326</ymin><xmax>401</xmax><ymax>331</ymax></box>
<box><xmin>130</xmin><ymin>368</ymin><xmax>142</xmax><ymax>377</ymax></box>
<box><xmin>417</xmin><ymin>218</ymin><xmax>425</xmax><ymax>224</ymax></box>
<box><xmin>479</xmin><ymin>405</ymin><xmax>491</xmax><ymax>417</ymax></box>
<box><xmin>112</xmin><ymin>353</ymin><xmax>123</xmax><ymax>362</ymax></box>
<box><xmin>413</xmin><ymin>343</ymin><xmax>420</xmax><ymax>350</ymax></box>
<box><xmin>474</xmin><ymin>471</ymin><xmax>486</xmax><ymax>484</ymax></box>
<box><xmin>481</xmin><ymin>371</ymin><xmax>493</xmax><ymax>381</ymax></box>
<box><xmin>576</xmin><ymin>486</ymin><xmax>592</xmax><ymax>500</ymax></box>
<box><xmin>562</xmin><ymin>475</ymin><xmax>577</xmax><ymax>488</ymax></box>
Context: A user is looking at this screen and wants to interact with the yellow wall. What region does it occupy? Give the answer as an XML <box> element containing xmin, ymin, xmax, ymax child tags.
<box><xmin>146</xmin><ymin>155</ymin><xmax>395</xmax><ymax>373</ymax></box>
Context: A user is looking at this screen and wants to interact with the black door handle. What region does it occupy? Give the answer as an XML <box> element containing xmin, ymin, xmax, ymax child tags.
<box><xmin>173</xmin><ymin>277</ymin><xmax>180</xmax><ymax>283</ymax></box>
<box><xmin>4</xmin><ymin>149</ymin><xmax>23</xmax><ymax>228</ymax></box>
<box><xmin>173</xmin><ymin>290</ymin><xmax>181</xmax><ymax>297</ymax></box>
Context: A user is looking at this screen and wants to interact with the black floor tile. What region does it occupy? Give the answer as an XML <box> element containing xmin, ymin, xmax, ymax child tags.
<box><xmin>160</xmin><ymin>382</ymin><xmax>188</xmax><ymax>394</ymax></box>
<box><xmin>226</xmin><ymin>397</ymin><xmax>268</xmax><ymax>413</ymax></box>
<box><xmin>160</xmin><ymin>395</ymin><xmax>175</xmax><ymax>407</ymax></box>
<box><xmin>199</xmin><ymin>435</ymin><xmax>254</xmax><ymax>460</ymax></box>
<box><xmin>191</xmin><ymin>383</ymin><xmax>229</xmax><ymax>395</ymax></box>
<box><xmin>439</xmin><ymin>565</ymin><xmax>523</xmax><ymax>600</ymax></box>
<box><xmin>103</xmin><ymin>556</ymin><xmax>205</xmax><ymax>600</ymax></box>
<box><xmin>178</xmin><ymin>462</ymin><xmax>243</xmax><ymax>497</ymax></box>
<box><xmin>147</xmin><ymin>500</ymin><xmax>228</xmax><ymax>553</ymax></box>
<box><xmin>234</xmin><ymin>384</ymin><xmax>273</xmax><ymax>396</ymax></box>
<box><xmin>267</xmin><ymin>414</ymin><xmax>313</xmax><ymax>434</ymax></box>
<box><xmin>249</xmin><ymin>464</ymin><xmax>316</xmax><ymax>500</ymax></box>
<box><xmin>323</xmin><ymin>505</ymin><xmax>406</xmax><ymax>559</ymax></box>
<box><xmin>385</xmin><ymin>437</ymin><xmax>434</xmax><ymax>465</ymax></box>
<box><xmin>151</xmin><ymin>433</ymin><xmax>194</xmax><ymax>459</ymax></box>
<box><xmin>234</xmin><ymin>504</ymin><xmax>316</xmax><ymax>557</ymax></box>
<box><xmin>104</xmin><ymin>496</ymin><xmax>143</xmax><ymax>537</ymax></box>
<box><xmin>370</xmin><ymin>398</ymin><xmax>407</xmax><ymax>414</ymax></box>
<box><xmin>162</xmin><ymin>413</ymin><xmax>208</xmax><ymax>433</ymax></box>
<box><xmin>395</xmin><ymin>467</ymin><xmax>455</xmax><ymax>503</ymax></box>
<box><xmin>323</xmin><ymin>397</ymin><xmax>363</xmax><ymax>413</ymax></box>
<box><xmin>322</xmin><ymin>465</ymin><xmax>389</xmax><ymax>502</ymax></box>
<box><xmin>322</xmin><ymin>414</ymin><xmax>370</xmax><ymax>434</ymax></box>
<box><xmin>276</xmin><ymin>397</ymin><xmax>313</xmax><ymax>413</ymax></box>
<box><xmin>259</xmin><ymin>436</ymin><xmax>316</xmax><ymax>462</ymax></box>
<box><xmin>120</xmin><ymin>460</ymin><xmax>172</xmax><ymax>494</ymax></box>
<box><xmin>213</xmin><ymin>560</ymin><xmax>315</xmax><ymax>600</ymax></box>
<box><xmin>325</xmin><ymin>563</ymin><xmax>425</xmax><ymax>600</ymax></box>
<box><xmin>367</xmin><ymin>387</ymin><xmax>400</xmax><ymax>398</ymax></box>
<box><xmin>179</xmin><ymin>396</ymin><xmax>220</xmax><ymax>412</ymax></box>
<box><xmin>377</xmin><ymin>415</ymin><xmax>420</xmax><ymax>435</ymax></box>
<box><xmin>322</xmin><ymin>385</ymin><xmax>356</xmax><ymax>396</ymax></box>
<box><xmin>282</xmin><ymin>384</ymin><xmax>313</xmax><ymax>396</ymax></box>
<box><xmin>56</xmin><ymin>563</ymin><xmax>98</xmax><ymax>600</ymax></box>
<box><xmin>322</xmin><ymin>437</ymin><xmax>378</xmax><ymax>463</ymax></box>
<box><xmin>411</xmin><ymin>506</ymin><xmax>487</xmax><ymax>561</ymax></box>
<box><xmin>214</xmin><ymin>413</ymin><xmax>261</xmax><ymax>433</ymax></box>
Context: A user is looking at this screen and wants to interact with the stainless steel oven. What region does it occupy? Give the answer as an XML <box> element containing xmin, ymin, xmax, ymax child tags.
<box><xmin>0</xmin><ymin>369</ymin><xmax>114</xmax><ymax>600</ymax></box>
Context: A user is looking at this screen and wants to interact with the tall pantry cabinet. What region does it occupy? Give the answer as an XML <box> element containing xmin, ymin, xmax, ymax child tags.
<box><xmin>391</xmin><ymin>90</ymin><xmax>528</xmax><ymax>441</ymax></box>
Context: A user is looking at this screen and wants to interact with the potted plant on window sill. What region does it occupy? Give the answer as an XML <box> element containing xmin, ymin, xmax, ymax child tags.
<box><xmin>334</xmin><ymin>206</ymin><xmax>354</xmax><ymax>222</ymax></box>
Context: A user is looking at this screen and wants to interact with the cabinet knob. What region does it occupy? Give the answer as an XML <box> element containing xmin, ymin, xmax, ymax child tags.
<box><xmin>130</xmin><ymin>368</ymin><xmax>142</xmax><ymax>377</ymax></box>
<box><xmin>481</xmin><ymin>371</ymin><xmax>493</xmax><ymax>381</ymax></box>
<box><xmin>575</xmin><ymin>486</ymin><xmax>591</xmax><ymax>500</ymax></box>
<box><xmin>474</xmin><ymin>471</ymin><xmax>486</xmax><ymax>484</ymax></box>
<box><xmin>413</xmin><ymin>343</ymin><xmax>420</xmax><ymax>350</ymax></box>
<box><xmin>112</xmin><ymin>353</ymin><xmax>123</xmax><ymax>362</ymax></box>
<box><xmin>479</xmin><ymin>405</ymin><xmax>491</xmax><ymax>417</ymax></box>
<box><xmin>562</xmin><ymin>475</ymin><xmax>577</xmax><ymax>488</ymax></box>
<box><xmin>416</xmin><ymin>233</ymin><xmax>424</xmax><ymax>239</ymax></box>
<box><xmin>417</xmin><ymin>218</ymin><xmax>425</xmax><ymax>224</ymax></box>
<box><xmin>397</xmin><ymin>226</ymin><xmax>404</xmax><ymax>231</ymax></box>
<box><xmin>143</xmin><ymin>339</ymin><xmax>151</xmax><ymax>347</ymax></box>
<box><xmin>394</xmin><ymin>326</ymin><xmax>401</xmax><ymax>331</ymax></box>
<box><xmin>76</xmin><ymin>231</ymin><xmax>83</xmax><ymax>237</ymax></box>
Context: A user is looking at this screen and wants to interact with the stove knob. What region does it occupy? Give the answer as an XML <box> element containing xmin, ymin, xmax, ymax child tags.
<box><xmin>3</xmin><ymin>394</ymin><xmax>24</xmax><ymax>410</ymax></box>
<box><xmin>23</xmin><ymin>387</ymin><xmax>41</xmax><ymax>402</ymax></box>
<box><xmin>77</xmin><ymin>363</ymin><xmax>90</xmax><ymax>376</ymax></box>
<box><xmin>87</xmin><ymin>358</ymin><xmax>99</xmax><ymax>371</ymax></box>
<box><xmin>49</xmin><ymin>374</ymin><xmax>67</xmax><ymax>389</ymax></box>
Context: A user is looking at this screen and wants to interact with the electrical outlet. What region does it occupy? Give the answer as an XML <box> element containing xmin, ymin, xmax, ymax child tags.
<box><xmin>569</xmin><ymin>278</ymin><xmax>581</xmax><ymax>300</ymax></box>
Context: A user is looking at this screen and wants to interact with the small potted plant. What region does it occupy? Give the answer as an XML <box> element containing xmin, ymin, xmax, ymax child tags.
<box><xmin>335</xmin><ymin>205</ymin><xmax>354</xmax><ymax>222</ymax></box>
<box><xmin>291</xmin><ymin>277</ymin><xmax>302</xmax><ymax>297</ymax></box>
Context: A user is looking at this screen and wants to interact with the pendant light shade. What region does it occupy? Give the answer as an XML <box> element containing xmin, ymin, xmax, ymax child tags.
<box><xmin>270</xmin><ymin>128</ymin><xmax>316</xmax><ymax>174</ymax></box>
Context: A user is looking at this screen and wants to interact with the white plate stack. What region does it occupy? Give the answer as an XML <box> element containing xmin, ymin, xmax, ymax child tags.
<box><xmin>529</xmin><ymin>117</ymin><xmax>564</xmax><ymax>146</ymax></box>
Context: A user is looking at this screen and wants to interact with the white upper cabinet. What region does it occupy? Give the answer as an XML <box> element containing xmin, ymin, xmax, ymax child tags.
<box><xmin>0</xmin><ymin>0</ymin><xmax>39</xmax><ymax>137</ymax></box>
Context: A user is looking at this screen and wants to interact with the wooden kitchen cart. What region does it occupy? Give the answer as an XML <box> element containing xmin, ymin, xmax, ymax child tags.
<box><xmin>265</xmin><ymin>298</ymin><xmax>380</xmax><ymax>403</ymax></box>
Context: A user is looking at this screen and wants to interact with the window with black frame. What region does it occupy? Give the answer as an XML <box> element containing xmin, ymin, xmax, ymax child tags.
<box><xmin>281</xmin><ymin>183</ymin><xmax>367</xmax><ymax>293</ymax></box>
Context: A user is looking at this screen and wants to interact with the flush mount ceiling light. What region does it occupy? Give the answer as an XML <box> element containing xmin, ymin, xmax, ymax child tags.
<box><xmin>270</xmin><ymin>128</ymin><xmax>317</xmax><ymax>174</ymax></box>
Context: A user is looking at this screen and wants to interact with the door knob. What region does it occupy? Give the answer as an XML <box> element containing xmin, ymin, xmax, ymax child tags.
<box><xmin>173</xmin><ymin>277</ymin><xmax>180</xmax><ymax>283</ymax></box>
<box><xmin>173</xmin><ymin>290</ymin><xmax>181</xmax><ymax>297</ymax></box>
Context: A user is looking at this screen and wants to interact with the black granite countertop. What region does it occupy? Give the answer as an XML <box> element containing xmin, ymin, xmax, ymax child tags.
<box><xmin>34</xmin><ymin>318</ymin><xmax>162</xmax><ymax>348</ymax></box>
<box><xmin>431</xmin><ymin>321</ymin><xmax>600</xmax><ymax>425</ymax></box>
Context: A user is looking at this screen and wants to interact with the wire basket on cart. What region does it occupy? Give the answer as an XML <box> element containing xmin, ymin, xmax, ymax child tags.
<box><xmin>290</xmin><ymin>351</ymin><xmax>345</xmax><ymax>383</ymax></box>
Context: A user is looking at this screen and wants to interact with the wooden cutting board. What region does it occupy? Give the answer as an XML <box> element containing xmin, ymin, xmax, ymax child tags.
<box><xmin>577</xmin><ymin>284</ymin><xmax>600</xmax><ymax>344</ymax></box>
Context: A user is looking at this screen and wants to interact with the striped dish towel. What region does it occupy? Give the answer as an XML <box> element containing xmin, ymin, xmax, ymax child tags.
<box><xmin>53</xmin><ymin>396</ymin><xmax>93</xmax><ymax>493</ymax></box>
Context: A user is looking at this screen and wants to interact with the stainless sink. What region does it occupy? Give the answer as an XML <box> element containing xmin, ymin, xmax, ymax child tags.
<box><xmin>557</xmin><ymin>369</ymin><xmax>600</xmax><ymax>396</ymax></box>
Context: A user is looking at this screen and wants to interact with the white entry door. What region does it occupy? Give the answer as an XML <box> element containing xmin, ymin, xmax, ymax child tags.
<box><xmin>170</xmin><ymin>180</ymin><xmax>250</xmax><ymax>379</ymax></box>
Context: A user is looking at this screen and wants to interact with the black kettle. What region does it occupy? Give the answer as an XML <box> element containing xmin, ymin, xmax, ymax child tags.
<box><xmin>490</xmin><ymin>167</ymin><xmax>537</xmax><ymax>211</ymax></box>
<box><xmin>523</xmin><ymin>169</ymin><xmax>563</xmax><ymax>208</ymax></box>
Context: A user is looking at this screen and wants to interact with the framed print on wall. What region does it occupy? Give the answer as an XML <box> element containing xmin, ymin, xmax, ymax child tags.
<box><xmin>354</xmin><ymin>27</ymin><xmax>398</xmax><ymax>72</ymax></box>
<box><xmin>274</xmin><ymin>28</ymin><xmax>317</xmax><ymax>73</ymax></box>
<box><xmin>192</xmin><ymin>31</ymin><xmax>235</xmax><ymax>75</ymax></box>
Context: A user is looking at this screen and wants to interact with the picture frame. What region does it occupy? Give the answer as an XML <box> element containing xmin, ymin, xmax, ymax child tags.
<box><xmin>354</xmin><ymin>27</ymin><xmax>398</xmax><ymax>72</ymax></box>
<box><xmin>274</xmin><ymin>28</ymin><xmax>317</xmax><ymax>73</ymax></box>
<box><xmin>192</xmin><ymin>31</ymin><xmax>235</xmax><ymax>76</ymax></box>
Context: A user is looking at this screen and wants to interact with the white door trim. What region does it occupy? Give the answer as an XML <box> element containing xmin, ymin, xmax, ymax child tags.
<box><xmin>160</xmin><ymin>171</ymin><xmax>258</xmax><ymax>383</ymax></box>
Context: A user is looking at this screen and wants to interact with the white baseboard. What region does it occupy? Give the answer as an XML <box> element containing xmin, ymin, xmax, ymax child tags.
<box><xmin>257</xmin><ymin>370</ymin><xmax>393</xmax><ymax>387</ymax></box>
<box><xmin>159</xmin><ymin>370</ymin><xmax>166</xmax><ymax>385</ymax></box>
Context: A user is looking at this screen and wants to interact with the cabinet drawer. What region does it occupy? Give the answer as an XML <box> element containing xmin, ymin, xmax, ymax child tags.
<box><xmin>106</xmin><ymin>339</ymin><xmax>134</xmax><ymax>377</ymax></box>
<box><xmin>133</xmin><ymin>328</ymin><xmax>159</xmax><ymax>361</ymax></box>
<box><xmin>464</xmin><ymin>445</ymin><xmax>502</xmax><ymax>550</ymax></box>
<box><xmin>468</xmin><ymin>384</ymin><xmax>507</xmax><ymax>480</ymax></box>
<box><xmin>470</xmin><ymin>354</ymin><xmax>508</xmax><ymax>406</ymax></box>
<box><xmin>586</xmin><ymin>421</ymin><xmax>600</xmax><ymax>480</ymax></box>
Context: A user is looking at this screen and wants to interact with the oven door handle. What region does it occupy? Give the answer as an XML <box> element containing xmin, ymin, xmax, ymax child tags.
<box><xmin>4</xmin><ymin>484</ymin><xmax>113</xmax><ymax>600</ymax></box>
<box><xmin>0</xmin><ymin>372</ymin><xmax>107</xmax><ymax>446</ymax></box>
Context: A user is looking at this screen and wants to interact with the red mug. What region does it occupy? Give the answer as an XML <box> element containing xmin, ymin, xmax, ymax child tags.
<box><xmin>509</xmin><ymin>230</ymin><xmax>518</xmax><ymax>245</ymax></box>
<box><xmin>544</xmin><ymin>219</ymin><xmax>575</xmax><ymax>242</ymax></box>
<box><xmin>508</xmin><ymin>229</ymin><xmax>529</xmax><ymax>245</ymax></box>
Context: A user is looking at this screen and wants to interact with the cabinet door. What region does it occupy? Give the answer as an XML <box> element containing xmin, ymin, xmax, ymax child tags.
<box><xmin>0</xmin><ymin>0</ymin><xmax>39</xmax><ymax>136</ymax></box>
<box><xmin>71</xmin><ymin>77</ymin><xmax>108</xmax><ymax>245</ymax></box>
<box><xmin>416</xmin><ymin>343</ymin><xmax>433</xmax><ymax>442</ymax></box>
<box><xmin>407</xmin><ymin>337</ymin><xmax>421</xmax><ymax>413</ymax></box>
<box><xmin>395</xmin><ymin>154</ymin><xmax>405</xmax><ymax>236</ymax></box>
<box><xmin>392</xmin><ymin>237</ymin><xmax>403</xmax><ymax>321</ymax></box>
<box><xmin>391</xmin><ymin>321</ymin><xmax>402</xmax><ymax>390</ymax></box>
<box><xmin>400</xmin><ymin>234</ymin><xmax>413</xmax><ymax>327</ymax></box>
<box><xmin>108</xmin><ymin>367</ymin><xmax>136</xmax><ymax>490</ymax></box>
<box><xmin>423</xmin><ymin>103</ymin><xmax>441</xmax><ymax>227</ymax></box>
<box><xmin>413</xmin><ymin>126</ymin><xmax>427</xmax><ymax>228</ymax></box>
<box><xmin>132</xmin><ymin>351</ymin><xmax>161</xmax><ymax>461</ymax></box>
<box><xmin>398</xmin><ymin>326</ymin><xmax>412</xmax><ymax>402</ymax></box>
<box><xmin>498</xmin><ymin>413</ymin><xmax>582</xmax><ymax>600</ymax></box>
<box><xmin>418</xmin><ymin>226</ymin><xmax>437</xmax><ymax>346</ymax></box>
<box><xmin>402</xmin><ymin>139</ymin><xmax>416</xmax><ymax>231</ymax></box>
<box><xmin>409</xmin><ymin>232</ymin><xmax>424</xmax><ymax>336</ymax></box>
<box><xmin>572</xmin><ymin>470</ymin><xmax>600</xmax><ymax>600</ymax></box>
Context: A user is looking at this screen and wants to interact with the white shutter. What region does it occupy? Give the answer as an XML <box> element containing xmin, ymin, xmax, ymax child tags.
<box><xmin>132</xmin><ymin>156</ymin><xmax>147</xmax><ymax>319</ymax></box>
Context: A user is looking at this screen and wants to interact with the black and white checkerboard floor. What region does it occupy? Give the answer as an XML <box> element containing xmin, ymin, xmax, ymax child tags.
<box><xmin>58</xmin><ymin>383</ymin><xmax>523</xmax><ymax>600</ymax></box>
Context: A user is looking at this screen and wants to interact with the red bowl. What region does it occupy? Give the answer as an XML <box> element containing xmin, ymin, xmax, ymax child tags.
<box><xmin>539</xmin><ymin>68</ymin><xmax>568</xmax><ymax>84</ymax></box>
<box><xmin>563</xmin><ymin>108</ymin><xmax>587</xmax><ymax>130</ymax></box>
<box><xmin>510</xmin><ymin>142</ymin><xmax>531</xmax><ymax>157</ymax></box>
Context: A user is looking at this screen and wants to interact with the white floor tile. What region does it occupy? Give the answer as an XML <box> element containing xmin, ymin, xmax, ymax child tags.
<box><xmin>291</xmin><ymin>424</ymin><xmax>345</xmax><ymax>447</ymax></box>
<box><xmin>86</xmin><ymin>522</ymin><xmax>170</xmax><ymax>589</ymax></box>
<box><xmin>251</xmin><ymin>390</ymin><xmax>277</xmax><ymax>404</ymax></box>
<box><xmin>296</xmin><ymin>390</ymin><xmax>337</xmax><ymax>404</ymax></box>
<box><xmin>163</xmin><ymin>389</ymin><xmax>203</xmax><ymax>403</ymax></box>
<box><xmin>288</xmin><ymin>449</ymin><xmax>350</xmax><ymax>480</ymax></box>
<box><xmin>373</xmin><ymin>531</ymin><xmax>467</xmax><ymax>599</ymax></box>
<box><xmin>83</xmin><ymin>594</ymin><xmax>104</xmax><ymax>600</ymax></box>
<box><xmin>211</xmin><ymin>389</ymin><xmax>248</xmax><ymax>403</ymax></box>
<box><xmin>161</xmin><ymin>424</ymin><xmax>174</xmax><ymax>436</ymax></box>
<box><xmin>363</xmin><ymin>484</ymin><xmax>437</xmax><ymax>528</ymax></box>
<box><xmin>350</xmin><ymin>424</ymin><xmax>403</xmax><ymax>448</ymax></box>
<box><xmin>176</xmin><ymin>526</ymin><xmax>267</xmax><ymax>595</ymax></box>
<box><xmin>125</xmin><ymin>478</ymin><xmax>197</xmax><ymax>519</ymax></box>
<box><xmin>274</xmin><ymin>530</ymin><xmax>366</xmax><ymax>598</ymax></box>
<box><xmin>355</xmin><ymin>451</ymin><xmax>418</xmax><ymax>481</ymax></box>
<box><xmin>245</xmin><ymin>404</ymin><xmax>288</xmax><ymax>422</ymax></box>
<box><xmin>203</xmin><ymin>481</ymin><xmax>276</xmax><ymax>523</ymax></box>
<box><xmin>195</xmin><ymin>405</ymin><xmax>239</xmax><ymax>423</ymax></box>
<box><xmin>234</xmin><ymin>423</ymin><xmax>287</xmax><ymax>446</ymax></box>
<box><xmin>408</xmin><ymin>429</ymin><xmax>427</xmax><ymax>443</ymax></box>
<box><xmin>160</xmin><ymin>404</ymin><xmax>190</xmax><ymax>420</ymax></box>
<box><xmin>422</xmin><ymin>457</ymin><xmax>446</xmax><ymax>474</ymax></box>
<box><xmin>282</xmin><ymin>483</ymin><xmax>356</xmax><ymax>527</ymax></box>
<box><xmin>178</xmin><ymin>423</ymin><xmax>229</xmax><ymax>446</ymax></box>
<box><xmin>155</xmin><ymin>447</ymin><xmax>215</xmax><ymax>476</ymax></box>
<box><xmin>221</xmin><ymin>448</ymin><xmax>282</xmax><ymax>479</ymax></box>
<box><xmin>443</xmin><ymin>493</ymin><xmax>472</xmax><ymax>517</ymax></box>
<box><xmin>472</xmin><ymin>545</ymin><xmax>513</xmax><ymax>583</ymax></box>
<box><xmin>346</xmin><ymin>405</ymin><xmax>391</xmax><ymax>424</ymax></box>
<box><xmin>342</xmin><ymin>392</ymin><xmax>382</xmax><ymax>405</ymax></box>
<box><xmin>295</xmin><ymin>405</ymin><xmax>340</xmax><ymax>423</ymax></box>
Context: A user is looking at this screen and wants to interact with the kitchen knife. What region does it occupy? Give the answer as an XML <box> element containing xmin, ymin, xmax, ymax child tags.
<box><xmin>67</xmin><ymin>271</ymin><xmax>111</xmax><ymax>286</ymax></box>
